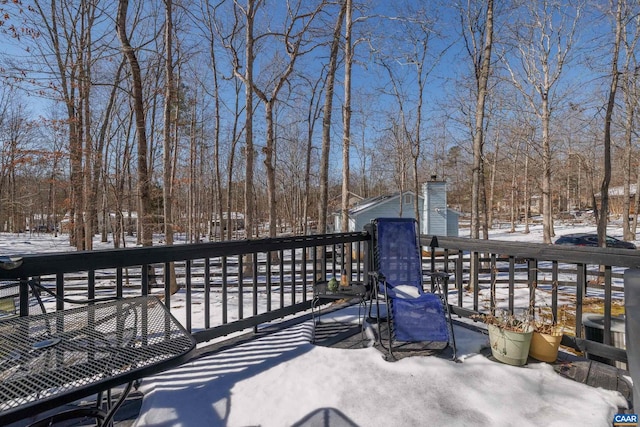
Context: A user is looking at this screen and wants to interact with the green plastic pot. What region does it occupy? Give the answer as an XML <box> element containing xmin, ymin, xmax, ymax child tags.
<box><xmin>488</xmin><ymin>324</ymin><xmax>533</xmax><ymax>366</ymax></box>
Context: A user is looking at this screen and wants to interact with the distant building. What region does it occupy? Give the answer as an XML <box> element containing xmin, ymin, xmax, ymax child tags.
<box><xmin>211</xmin><ymin>212</ymin><xmax>245</xmax><ymax>233</ymax></box>
<box><xmin>596</xmin><ymin>184</ymin><xmax>637</xmax><ymax>215</ymax></box>
<box><xmin>328</xmin><ymin>191</ymin><xmax>365</xmax><ymax>215</ymax></box>
<box><xmin>332</xmin><ymin>191</ymin><xmax>422</xmax><ymax>233</ymax></box>
<box><xmin>331</xmin><ymin>177</ymin><xmax>458</xmax><ymax>237</ymax></box>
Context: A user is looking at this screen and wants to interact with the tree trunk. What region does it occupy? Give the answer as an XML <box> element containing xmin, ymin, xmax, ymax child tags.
<box><xmin>264</xmin><ymin>99</ymin><xmax>277</xmax><ymax>238</ymax></box>
<box><xmin>469</xmin><ymin>0</ymin><xmax>493</xmax><ymax>291</ymax></box>
<box><xmin>487</xmin><ymin>130</ymin><xmax>499</xmax><ymax>228</ymax></box>
<box><xmin>541</xmin><ymin>93</ymin><xmax>553</xmax><ymax>243</ymax></box>
<box><xmin>413</xmin><ymin>82</ymin><xmax>423</xmax><ymax>229</ymax></box>
<box><xmin>480</xmin><ymin>156</ymin><xmax>489</xmax><ymax>239</ymax></box>
<box><xmin>32</xmin><ymin>0</ymin><xmax>84</xmax><ymax>248</ymax></box>
<box><xmin>96</xmin><ymin>60</ymin><xmax>125</xmax><ymax>244</ymax></box>
<box><xmin>318</xmin><ymin>1</ymin><xmax>346</xmax><ymax>239</ymax></box>
<box><xmin>341</xmin><ymin>0</ymin><xmax>352</xmax><ymax>236</ymax></box>
<box><xmin>241</xmin><ymin>0</ymin><xmax>257</xmax><ymax>275</ymax></box>
<box><xmin>340</xmin><ymin>0</ymin><xmax>353</xmax><ymax>285</ymax></box>
<box><xmin>227</xmin><ymin>84</ymin><xmax>242</xmax><ymax>241</ymax></box>
<box><xmin>303</xmin><ymin>77</ymin><xmax>322</xmax><ymax>235</ymax></box>
<box><xmin>163</xmin><ymin>0</ymin><xmax>178</xmax><ymax>294</ymax></box>
<box><xmin>80</xmin><ymin>9</ymin><xmax>94</xmax><ymax>251</ymax></box>
<box><xmin>634</xmin><ymin>163</ymin><xmax>640</xmax><ymax>235</ymax></box>
<box><xmin>621</xmin><ymin>6</ymin><xmax>638</xmax><ymax>241</ymax></box>
<box><xmin>509</xmin><ymin>141</ymin><xmax>520</xmax><ymax>233</ymax></box>
<box><xmin>598</xmin><ymin>0</ymin><xmax>622</xmax><ymax>247</ymax></box>
<box><xmin>471</xmin><ymin>0</ymin><xmax>493</xmax><ymax>242</ymax></box>
<box><xmin>623</xmin><ymin>84</ymin><xmax>634</xmax><ymax>240</ymax></box>
<box><xmin>116</xmin><ymin>0</ymin><xmax>153</xmax><ymax>248</ymax></box>
<box><xmin>524</xmin><ymin>143</ymin><xmax>530</xmax><ymax>234</ymax></box>
<box><xmin>206</xmin><ymin>9</ymin><xmax>224</xmax><ymax>243</ymax></box>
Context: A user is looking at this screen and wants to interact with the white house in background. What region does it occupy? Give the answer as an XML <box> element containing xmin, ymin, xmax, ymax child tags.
<box><xmin>331</xmin><ymin>178</ymin><xmax>459</xmax><ymax>237</ymax></box>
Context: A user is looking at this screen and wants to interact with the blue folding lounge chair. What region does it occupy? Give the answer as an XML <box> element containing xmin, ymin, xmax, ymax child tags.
<box><xmin>369</xmin><ymin>217</ymin><xmax>456</xmax><ymax>360</ymax></box>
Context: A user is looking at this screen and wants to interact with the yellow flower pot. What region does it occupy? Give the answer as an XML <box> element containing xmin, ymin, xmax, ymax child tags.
<box><xmin>529</xmin><ymin>330</ymin><xmax>563</xmax><ymax>363</ymax></box>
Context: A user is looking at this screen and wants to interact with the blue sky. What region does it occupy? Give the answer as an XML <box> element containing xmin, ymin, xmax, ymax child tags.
<box><xmin>0</xmin><ymin>0</ymin><xmax>625</xmax><ymax>180</ymax></box>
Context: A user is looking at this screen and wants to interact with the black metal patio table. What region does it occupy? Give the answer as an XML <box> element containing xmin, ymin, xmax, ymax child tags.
<box><xmin>0</xmin><ymin>295</ymin><xmax>196</xmax><ymax>426</ymax></box>
<box><xmin>311</xmin><ymin>281</ymin><xmax>368</xmax><ymax>343</ymax></box>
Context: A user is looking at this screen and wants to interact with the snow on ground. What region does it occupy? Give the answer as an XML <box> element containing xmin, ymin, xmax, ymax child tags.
<box><xmin>1</xmin><ymin>219</ymin><xmax>633</xmax><ymax>256</ymax></box>
<box><xmin>132</xmin><ymin>306</ymin><xmax>627</xmax><ymax>427</ymax></box>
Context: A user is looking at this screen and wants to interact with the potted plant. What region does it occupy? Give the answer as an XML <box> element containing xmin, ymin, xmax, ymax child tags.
<box><xmin>478</xmin><ymin>309</ymin><xmax>534</xmax><ymax>366</ymax></box>
<box><xmin>529</xmin><ymin>307</ymin><xmax>564</xmax><ymax>363</ymax></box>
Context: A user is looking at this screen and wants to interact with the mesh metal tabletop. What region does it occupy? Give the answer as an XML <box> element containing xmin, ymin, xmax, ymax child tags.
<box><xmin>0</xmin><ymin>295</ymin><xmax>195</xmax><ymax>425</ymax></box>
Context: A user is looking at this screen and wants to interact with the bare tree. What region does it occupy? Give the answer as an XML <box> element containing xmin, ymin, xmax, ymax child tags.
<box><xmin>228</xmin><ymin>0</ymin><xmax>258</xmax><ymax>245</ymax></box>
<box><xmin>224</xmin><ymin>82</ymin><xmax>245</xmax><ymax>241</ymax></box>
<box><xmin>93</xmin><ymin>56</ymin><xmax>125</xmax><ymax>244</ymax></box>
<box><xmin>201</xmin><ymin>0</ymin><xmax>225</xmax><ymax>242</ymax></box>
<box><xmin>0</xmin><ymin>99</ymin><xmax>32</xmax><ymax>233</ymax></box>
<box><xmin>318</xmin><ymin>1</ymin><xmax>347</xmax><ymax>236</ymax></box>
<box><xmin>411</xmin><ymin>10</ymin><xmax>448</xmax><ymax>228</ymax></box>
<box><xmin>248</xmin><ymin>1</ymin><xmax>323</xmax><ymax>238</ymax></box>
<box><xmin>620</xmin><ymin>1</ymin><xmax>640</xmax><ymax>240</ymax></box>
<box><xmin>597</xmin><ymin>0</ymin><xmax>623</xmax><ymax>247</ymax></box>
<box><xmin>163</xmin><ymin>0</ymin><xmax>178</xmax><ymax>294</ymax></box>
<box><xmin>301</xmin><ymin>73</ymin><xmax>324</xmax><ymax>235</ymax></box>
<box><xmin>504</xmin><ymin>0</ymin><xmax>582</xmax><ymax>243</ymax></box>
<box><xmin>111</xmin><ymin>110</ymin><xmax>135</xmax><ymax>249</ymax></box>
<box><xmin>116</xmin><ymin>0</ymin><xmax>153</xmax><ymax>248</ymax></box>
<box><xmin>0</xmin><ymin>89</ymin><xmax>16</xmax><ymax>232</ymax></box>
<box><xmin>508</xmin><ymin>136</ymin><xmax>522</xmax><ymax>232</ymax></box>
<box><xmin>460</xmin><ymin>0</ymin><xmax>494</xmax><ymax>240</ymax></box>
<box><xmin>79</xmin><ymin>0</ymin><xmax>96</xmax><ymax>250</ymax></box>
<box><xmin>340</xmin><ymin>0</ymin><xmax>354</xmax><ymax>285</ymax></box>
<box><xmin>191</xmin><ymin>0</ymin><xmax>244</xmax><ymax>242</ymax></box>
<box><xmin>14</xmin><ymin>0</ymin><xmax>91</xmax><ymax>248</ymax></box>
<box><xmin>341</xmin><ymin>0</ymin><xmax>354</xmax><ymax>235</ymax></box>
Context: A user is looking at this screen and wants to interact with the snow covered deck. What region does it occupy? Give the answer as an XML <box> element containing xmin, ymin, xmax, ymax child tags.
<box><xmin>114</xmin><ymin>303</ymin><xmax>632</xmax><ymax>427</ymax></box>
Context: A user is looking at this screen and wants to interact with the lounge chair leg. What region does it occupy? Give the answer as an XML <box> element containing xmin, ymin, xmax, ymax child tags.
<box><xmin>433</xmin><ymin>275</ymin><xmax>458</xmax><ymax>361</ymax></box>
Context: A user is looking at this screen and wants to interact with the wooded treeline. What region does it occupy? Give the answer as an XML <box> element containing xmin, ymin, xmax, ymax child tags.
<box><xmin>0</xmin><ymin>0</ymin><xmax>638</xmax><ymax>250</ymax></box>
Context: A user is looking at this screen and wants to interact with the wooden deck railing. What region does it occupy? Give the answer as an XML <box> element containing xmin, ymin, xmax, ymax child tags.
<box><xmin>424</xmin><ymin>235</ymin><xmax>639</xmax><ymax>366</ymax></box>
<box><xmin>0</xmin><ymin>230</ymin><xmax>635</xmax><ymax>365</ymax></box>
